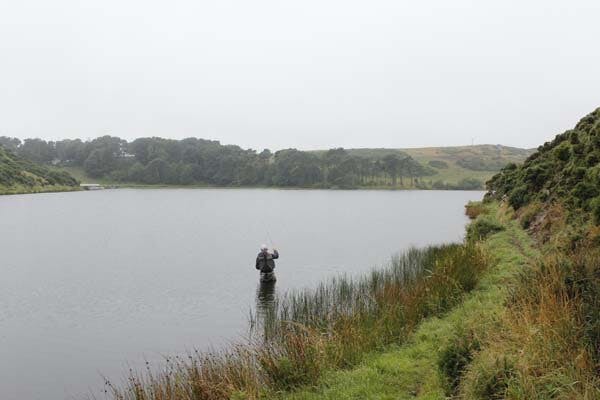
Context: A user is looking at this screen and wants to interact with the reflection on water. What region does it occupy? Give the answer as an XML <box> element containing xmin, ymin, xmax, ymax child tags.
<box><xmin>256</xmin><ymin>279</ymin><xmax>277</xmax><ymax>317</ymax></box>
<box><xmin>255</xmin><ymin>279</ymin><xmax>278</xmax><ymax>338</ymax></box>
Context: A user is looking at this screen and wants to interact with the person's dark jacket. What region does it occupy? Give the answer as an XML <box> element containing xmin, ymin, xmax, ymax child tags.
<box><xmin>256</xmin><ymin>250</ymin><xmax>279</xmax><ymax>273</ymax></box>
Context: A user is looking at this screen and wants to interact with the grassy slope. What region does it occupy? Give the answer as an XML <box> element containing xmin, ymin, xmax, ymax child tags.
<box><xmin>277</xmin><ymin>204</ymin><xmax>537</xmax><ymax>399</ymax></box>
<box><xmin>346</xmin><ymin>145</ymin><xmax>533</xmax><ymax>187</ymax></box>
<box><xmin>0</xmin><ymin>146</ymin><xmax>80</xmax><ymax>195</ymax></box>
<box><xmin>404</xmin><ymin>145</ymin><xmax>532</xmax><ymax>186</ymax></box>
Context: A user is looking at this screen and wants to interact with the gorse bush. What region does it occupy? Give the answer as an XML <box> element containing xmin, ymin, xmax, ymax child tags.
<box><xmin>105</xmin><ymin>244</ymin><xmax>487</xmax><ymax>400</ymax></box>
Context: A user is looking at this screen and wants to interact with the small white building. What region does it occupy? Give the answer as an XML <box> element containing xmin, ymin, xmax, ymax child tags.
<box><xmin>80</xmin><ymin>183</ymin><xmax>104</xmax><ymax>190</ymax></box>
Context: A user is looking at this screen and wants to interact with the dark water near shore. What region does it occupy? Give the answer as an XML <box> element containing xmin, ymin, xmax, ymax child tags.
<box><xmin>0</xmin><ymin>189</ymin><xmax>483</xmax><ymax>399</ymax></box>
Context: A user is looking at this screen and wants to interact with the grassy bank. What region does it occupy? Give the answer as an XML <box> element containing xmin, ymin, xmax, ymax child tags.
<box><xmin>276</xmin><ymin>203</ymin><xmax>537</xmax><ymax>399</ymax></box>
<box><xmin>281</xmin><ymin>202</ymin><xmax>600</xmax><ymax>399</ymax></box>
<box><xmin>105</xmin><ymin>242</ymin><xmax>486</xmax><ymax>399</ymax></box>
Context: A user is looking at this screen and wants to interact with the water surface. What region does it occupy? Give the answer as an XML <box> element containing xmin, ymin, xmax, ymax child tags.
<box><xmin>0</xmin><ymin>189</ymin><xmax>483</xmax><ymax>399</ymax></box>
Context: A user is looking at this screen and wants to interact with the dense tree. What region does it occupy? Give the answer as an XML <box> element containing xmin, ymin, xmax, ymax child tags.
<box><xmin>381</xmin><ymin>154</ymin><xmax>398</xmax><ymax>185</ymax></box>
<box><xmin>271</xmin><ymin>149</ymin><xmax>322</xmax><ymax>186</ymax></box>
<box><xmin>4</xmin><ymin>135</ymin><xmax>439</xmax><ymax>188</ymax></box>
<box><xmin>0</xmin><ymin>136</ymin><xmax>22</xmax><ymax>152</ymax></box>
<box><xmin>19</xmin><ymin>138</ymin><xmax>56</xmax><ymax>164</ymax></box>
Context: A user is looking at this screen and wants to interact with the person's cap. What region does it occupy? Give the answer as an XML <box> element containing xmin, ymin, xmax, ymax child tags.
<box><xmin>260</xmin><ymin>244</ymin><xmax>268</xmax><ymax>251</ymax></box>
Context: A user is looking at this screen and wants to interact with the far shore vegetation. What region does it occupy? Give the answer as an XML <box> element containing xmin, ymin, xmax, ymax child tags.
<box><xmin>1</xmin><ymin>135</ymin><xmax>531</xmax><ymax>191</ymax></box>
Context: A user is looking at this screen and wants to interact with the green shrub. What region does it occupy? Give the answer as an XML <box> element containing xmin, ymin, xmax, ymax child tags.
<box><xmin>572</xmin><ymin>181</ymin><xmax>598</xmax><ymax>202</ymax></box>
<box><xmin>467</xmin><ymin>216</ymin><xmax>505</xmax><ymax>241</ymax></box>
<box><xmin>523</xmin><ymin>164</ymin><xmax>550</xmax><ymax>190</ymax></box>
<box><xmin>554</xmin><ymin>143</ymin><xmax>571</xmax><ymax>162</ymax></box>
<box><xmin>570</xmin><ymin>131</ymin><xmax>580</xmax><ymax>144</ymax></box>
<box><xmin>508</xmin><ymin>185</ymin><xmax>529</xmax><ymax>210</ymax></box>
<box><xmin>586</xmin><ymin>152</ymin><xmax>599</xmax><ymax>166</ymax></box>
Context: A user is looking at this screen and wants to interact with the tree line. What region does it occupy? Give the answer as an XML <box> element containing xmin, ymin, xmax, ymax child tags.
<box><xmin>0</xmin><ymin>135</ymin><xmax>482</xmax><ymax>189</ymax></box>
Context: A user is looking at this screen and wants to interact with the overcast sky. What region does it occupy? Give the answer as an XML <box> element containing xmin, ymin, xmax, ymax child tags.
<box><xmin>1</xmin><ymin>0</ymin><xmax>599</xmax><ymax>151</ymax></box>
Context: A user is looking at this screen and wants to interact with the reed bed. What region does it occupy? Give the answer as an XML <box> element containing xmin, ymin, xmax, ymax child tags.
<box><xmin>103</xmin><ymin>243</ymin><xmax>486</xmax><ymax>400</ymax></box>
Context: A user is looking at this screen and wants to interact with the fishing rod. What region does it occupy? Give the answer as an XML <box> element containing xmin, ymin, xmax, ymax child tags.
<box><xmin>266</xmin><ymin>229</ymin><xmax>277</xmax><ymax>250</ymax></box>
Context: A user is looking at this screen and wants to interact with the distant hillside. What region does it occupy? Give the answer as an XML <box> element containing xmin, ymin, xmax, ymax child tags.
<box><xmin>0</xmin><ymin>145</ymin><xmax>79</xmax><ymax>194</ymax></box>
<box><xmin>2</xmin><ymin>135</ymin><xmax>532</xmax><ymax>190</ymax></box>
<box><xmin>343</xmin><ymin>145</ymin><xmax>534</xmax><ymax>189</ymax></box>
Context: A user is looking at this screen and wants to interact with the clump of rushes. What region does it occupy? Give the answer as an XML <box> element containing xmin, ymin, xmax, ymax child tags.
<box><xmin>105</xmin><ymin>244</ymin><xmax>486</xmax><ymax>400</ymax></box>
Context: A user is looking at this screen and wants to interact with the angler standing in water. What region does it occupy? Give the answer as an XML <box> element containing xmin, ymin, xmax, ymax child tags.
<box><xmin>256</xmin><ymin>244</ymin><xmax>279</xmax><ymax>282</ymax></box>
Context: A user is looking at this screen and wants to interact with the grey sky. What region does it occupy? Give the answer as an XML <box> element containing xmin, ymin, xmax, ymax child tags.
<box><xmin>1</xmin><ymin>0</ymin><xmax>599</xmax><ymax>151</ymax></box>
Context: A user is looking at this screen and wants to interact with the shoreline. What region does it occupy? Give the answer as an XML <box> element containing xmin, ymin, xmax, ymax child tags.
<box><xmin>2</xmin><ymin>183</ymin><xmax>486</xmax><ymax>194</ymax></box>
<box><xmin>0</xmin><ymin>185</ymin><xmax>81</xmax><ymax>196</ymax></box>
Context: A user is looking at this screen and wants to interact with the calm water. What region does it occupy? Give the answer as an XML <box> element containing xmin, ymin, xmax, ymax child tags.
<box><xmin>0</xmin><ymin>189</ymin><xmax>483</xmax><ymax>399</ymax></box>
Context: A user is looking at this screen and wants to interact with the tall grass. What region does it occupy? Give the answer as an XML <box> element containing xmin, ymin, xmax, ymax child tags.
<box><xmin>104</xmin><ymin>243</ymin><xmax>486</xmax><ymax>400</ymax></box>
